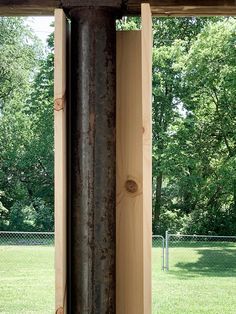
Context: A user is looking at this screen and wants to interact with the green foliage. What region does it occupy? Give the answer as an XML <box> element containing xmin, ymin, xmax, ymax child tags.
<box><xmin>0</xmin><ymin>18</ymin><xmax>54</xmax><ymax>231</ymax></box>
<box><xmin>1</xmin><ymin>16</ymin><xmax>236</xmax><ymax>235</ymax></box>
<box><xmin>0</xmin><ymin>18</ymin><xmax>41</xmax><ymax>109</ymax></box>
<box><xmin>116</xmin><ymin>17</ymin><xmax>141</xmax><ymax>30</ymax></box>
<box><xmin>153</xmin><ymin>18</ymin><xmax>236</xmax><ymax>236</ymax></box>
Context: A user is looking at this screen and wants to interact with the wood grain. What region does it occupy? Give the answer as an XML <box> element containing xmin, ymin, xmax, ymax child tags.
<box><xmin>0</xmin><ymin>0</ymin><xmax>58</xmax><ymax>15</ymax></box>
<box><xmin>54</xmin><ymin>8</ymin><xmax>67</xmax><ymax>314</ymax></box>
<box><xmin>128</xmin><ymin>0</ymin><xmax>236</xmax><ymax>15</ymax></box>
<box><xmin>141</xmin><ymin>4</ymin><xmax>152</xmax><ymax>313</ymax></box>
<box><xmin>116</xmin><ymin>31</ymin><xmax>143</xmax><ymax>314</ymax></box>
<box><xmin>150</xmin><ymin>6</ymin><xmax>236</xmax><ymax>16</ymax></box>
<box><xmin>1</xmin><ymin>0</ymin><xmax>236</xmax><ymax>16</ymax></box>
<box><xmin>116</xmin><ymin>4</ymin><xmax>152</xmax><ymax>313</ymax></box>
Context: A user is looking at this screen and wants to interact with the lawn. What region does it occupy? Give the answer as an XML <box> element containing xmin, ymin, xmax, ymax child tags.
<box><xmin>0</xmin><ymin>242</ymin><xmax>236</xmax><ymax>313</ymax></box>
<box><xmin>0</xmin><ymin>245</ymin><xmax>54</xmax><ymax>314</ymax></box>
<box><xmin>152</xmin><ymin>241</ymin><xmax>236</xmax><ymax>314</ymax></box>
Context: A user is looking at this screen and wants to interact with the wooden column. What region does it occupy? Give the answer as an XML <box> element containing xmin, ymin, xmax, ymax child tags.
<box><xmin>116</xmin><ymin>4</ymin><xmax>153</xmax><ymax>314</ymax></box>
<box><xmin>54</xmin><ymin>9</ymin><xmax>67</xmax><ymax>314</ymax></box>
<box><xmin>55</xmin><ymin>4</ymin><xmax>152</xmax><ymax>313</ymax></box>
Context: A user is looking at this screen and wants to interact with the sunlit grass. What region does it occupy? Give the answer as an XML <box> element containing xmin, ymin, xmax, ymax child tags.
<box><xmin>1</xmin><ymin>243</ymin><xmax>236</xmax><ymax>313</ymax></box>
<box><xmin>0</xmin><ymin>246</ymin><xmax>54</xmax><ymax>313</ymax></box>
<box><xmin>153</xmin><ymin>242</ymin><xmax>236</xmax><ymax>314</ymax></box>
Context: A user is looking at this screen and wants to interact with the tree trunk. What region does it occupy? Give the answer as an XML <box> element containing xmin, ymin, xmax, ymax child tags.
<box><xmin>233</xmin><ymin>179</ymin><xmax>236</xmax><ymax>220</ymax></box>
<box><xmin>154</xmin><ymin>172</ymin><xmax>163</xmax><ymax>226</ymax></box>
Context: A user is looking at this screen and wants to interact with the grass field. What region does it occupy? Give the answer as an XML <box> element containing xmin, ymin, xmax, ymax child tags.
<box><xmin>153</xmin><ymin>242</ymin><xmax>236</xmax><ymax>314</ymax></box>
<box><xmin>0</xmin><ymin>245</ymin><xmax>54</xmax><ymax>313</ymax></box>
<box><xmin>0</xmin><ymin>243</ymin><xmax>236</xmax><ymax>313</ymax></box>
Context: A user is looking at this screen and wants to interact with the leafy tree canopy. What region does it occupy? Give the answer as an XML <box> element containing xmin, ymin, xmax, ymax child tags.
<box><xmin>1</xmin><ymin>16</ymin><xmax>236</xmax><ymax>236</ymax></box>
<box><xmin>0</xmin><ymin>18</ymin><xmax>54</xmax><ymax>231</ymax></box>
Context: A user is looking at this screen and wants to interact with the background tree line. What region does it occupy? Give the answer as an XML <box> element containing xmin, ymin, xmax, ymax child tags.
<box><xmin>0</xmin><ymin>18</ymin><xmax>54</xmax><ymax>231</ymax></box>
<box><xmin>0</xmin><ymin>16</ymin><xmax>236</xmax><ymax>235</ymax></box>
<box><xmin>151</xmin><ymin>17</ymin><xmax>236</xmax><ymax>236</ymax></box>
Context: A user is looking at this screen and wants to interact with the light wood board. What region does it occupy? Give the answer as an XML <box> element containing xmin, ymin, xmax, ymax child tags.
<box><xmin>54</xmin><ymin>8</ymin><xmax>67</xmax><ymax>314</ymax></box>
<box><xmin>116</xmin><ymin>4</ymin><xmax>153</xmax><ymax>314</ymax></box>
<box><xmin>141</xmin><ymin>4</ymin><xmax>153</xmax><ymax>313</ymax></box>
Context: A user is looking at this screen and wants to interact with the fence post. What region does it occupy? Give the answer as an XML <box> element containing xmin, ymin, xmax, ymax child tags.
<box><xmin>165</xmin><ymin>230</ymin><xmax>169</xmax><ymax>271</ymax></box>
<box><xmin>162</xmin><ymin>236</ymin><xmax>165</xmax><ymax>271</ymax></box>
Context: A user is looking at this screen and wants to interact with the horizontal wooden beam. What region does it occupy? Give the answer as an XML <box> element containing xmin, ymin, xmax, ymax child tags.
<box><xmin>127</xmin><ymin>0</ymin><xmax>236</xmax><ymax>16</ymax></box>
<box><xmin>0</xmin><ymin>0</ymin><xmax>236</xmax><ymax>16</ymax></box>
<box><xmin>150</xmin><ymin>6</ymin><xmax>236</xmax><ymax>16</ymax></box>
<box><xmin>127</xmin><ymin>0</ymin><xmax>236</xmax><ymax>15</ymax></box>
<box><xmin>128</xmin><ymin>0</ymin><xmax>236</xmax><ymax>8</ymax></box>
<box><xmin>0</xmin><ymin>0</ymin><xmax>59</xmax><ymax>15</ymax></box>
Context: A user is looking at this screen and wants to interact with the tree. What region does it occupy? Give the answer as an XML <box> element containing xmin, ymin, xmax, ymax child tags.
<box><xmin>0</xmin><ymin>17</ymin><xmax>41</xmax><ymax>109</ymax></box>
<box><xmin>28</xmin><ymin>32</ymin><xmax>54</xmax><ymax>231</ymax></box>
<box><xmin>154</xmin><ymin>18</ymin><xmax>236</xmax><ymax>235</ymax></box>
<box><xmin>170</xmin><ymin>18</ymin><xmax>236</xmax><ymax>235</ymax></box>
<box><xmin>1</xmin><ymin>16</ymin><xmax>236</xmax><ymax>236</ymax></box>
<box><xmin>152</xmin><ymin>18</ymin><xmax>217</xmax><ymax>233</ymax></box>
<box><xmin>0</xmin><ymin>18</ymin><xmax>54</xmax><ymax>231</ymax></box>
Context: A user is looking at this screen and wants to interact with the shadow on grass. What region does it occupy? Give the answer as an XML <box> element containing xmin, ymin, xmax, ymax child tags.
<box><xmin>169</xmin><ymin>246</ymin><xmax>236</xmax><ymax>278</ymax></box>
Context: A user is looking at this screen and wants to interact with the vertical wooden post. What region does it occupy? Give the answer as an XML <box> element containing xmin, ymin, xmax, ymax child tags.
<box><xmin>116</xmin><ymin>4</ymin><xmax>152</xmax><ymax>314</ymax></box>
<box><xmin>54</xmin><ymin>9</ymin><xmax>67</xmax><ymax>314</ymax></box>
<box><xmin>141</xmin><ymin>5</ymin><xmax>153</xmax><ymax>312</ymax></box>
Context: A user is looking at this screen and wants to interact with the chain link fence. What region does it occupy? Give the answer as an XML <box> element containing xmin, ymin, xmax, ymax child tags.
<box><xmin>152</xmin><ymin>232</ymin><xmax>236</xmax><ymax>273</ymax></box>
<box><xmin>0</xmin><ymin>231</ymin><xmax>54</xmax><ymax>246</ymax></box>
<box><xmin>152</xmin><ymin>235</ymin><xmax>165</xmax><ymax>270</ymax></box>
<box><xmin>165</xmin><ymin>232</ymin><xmax>236</xmax><ymax>273</ymax></box>
<box><xmin>153</xmin><ymin>232</ymin><xmax>236</xmax><ymax>313</ymax></box>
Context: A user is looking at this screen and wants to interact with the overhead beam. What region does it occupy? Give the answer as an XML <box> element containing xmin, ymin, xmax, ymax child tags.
<box><xmin>128</xmin><ymin>0</ymin><xmax>236</xmax><ymax>15</ymax></box>
<box><xmin>150</xmin><ymin>6</ymin><xmax>236</xmax><ymax>16</ymax></box>
<box><xmin>0</xmin><ymin>0</ymin><xmax>59</xmax><ymax>15</ymax></box>
<box><xmin>1</xmin><ymin>0</ymin><xmax>236</xmax><ymax>16</ymax></box>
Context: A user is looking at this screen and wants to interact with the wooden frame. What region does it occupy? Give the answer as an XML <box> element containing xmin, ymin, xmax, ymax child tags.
<box><xmin>54</xmin><ymin>9</ymin><xmax>67</xmax><ymax>314</ymax></box>
<box><xmin>1</xmin><ymin>1</ymin><xmax>235</xmax><ymax>313</ymax></box>
<box><xmin>1</xmin><ymin>1</ymin><xmax>236</xmax><ymax>16</ymax></box>
<box><xmin>116</xmin><ymin>4</ymin><xmax>152</xmax><ymax>313</ymax></box>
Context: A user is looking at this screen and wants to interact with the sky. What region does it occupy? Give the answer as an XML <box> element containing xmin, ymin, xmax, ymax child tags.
<box><xmin>26</xmin><ymin>17</ymin><xmax>54</xmax><ymax>45</ymax></box>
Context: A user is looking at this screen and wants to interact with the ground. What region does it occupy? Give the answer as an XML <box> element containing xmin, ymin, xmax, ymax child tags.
<box><xmin>0</xmin><ymin>246</ymin><xmax>54</xmax><ymax>313</ymax></box>
<box><xmin>153</xmin><ymin>241</ymin><xmax>236</xmax><ymax>314</ymax></box>
<box><xmin>0</xmin><ymin>243</ymin><xmax>236</xmax><ymax>313</ymax></box>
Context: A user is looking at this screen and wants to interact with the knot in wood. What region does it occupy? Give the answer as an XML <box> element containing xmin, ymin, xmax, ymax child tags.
<box><xmin>54</xmin><ymin>98</ymin><xmax>64</xmax><ymax>111</ymax></box>
<box><xmin>125</xmin><ymin>180</ymin><xmax>138</xmax><ymax>194</ymax></box>
<box><xmin>56</xmin><ymin>307</ymin><xmax>64</xmax><ymax>314</ymax></box>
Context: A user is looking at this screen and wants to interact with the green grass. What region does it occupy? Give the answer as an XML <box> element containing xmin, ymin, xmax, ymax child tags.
<box><xmin>1</xmin><ymin>243</ymin><xmax>236</xmax><ymax>313</ymax></box>
<box><xmin>0</xmin><ymin>245</ymin><xmax>54</xmax><ymax>314</ymax></box>
<box><xmin>153</xmin><ymin>242</ymin><xmax>236</xmax><ymax>314</ymax></box>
